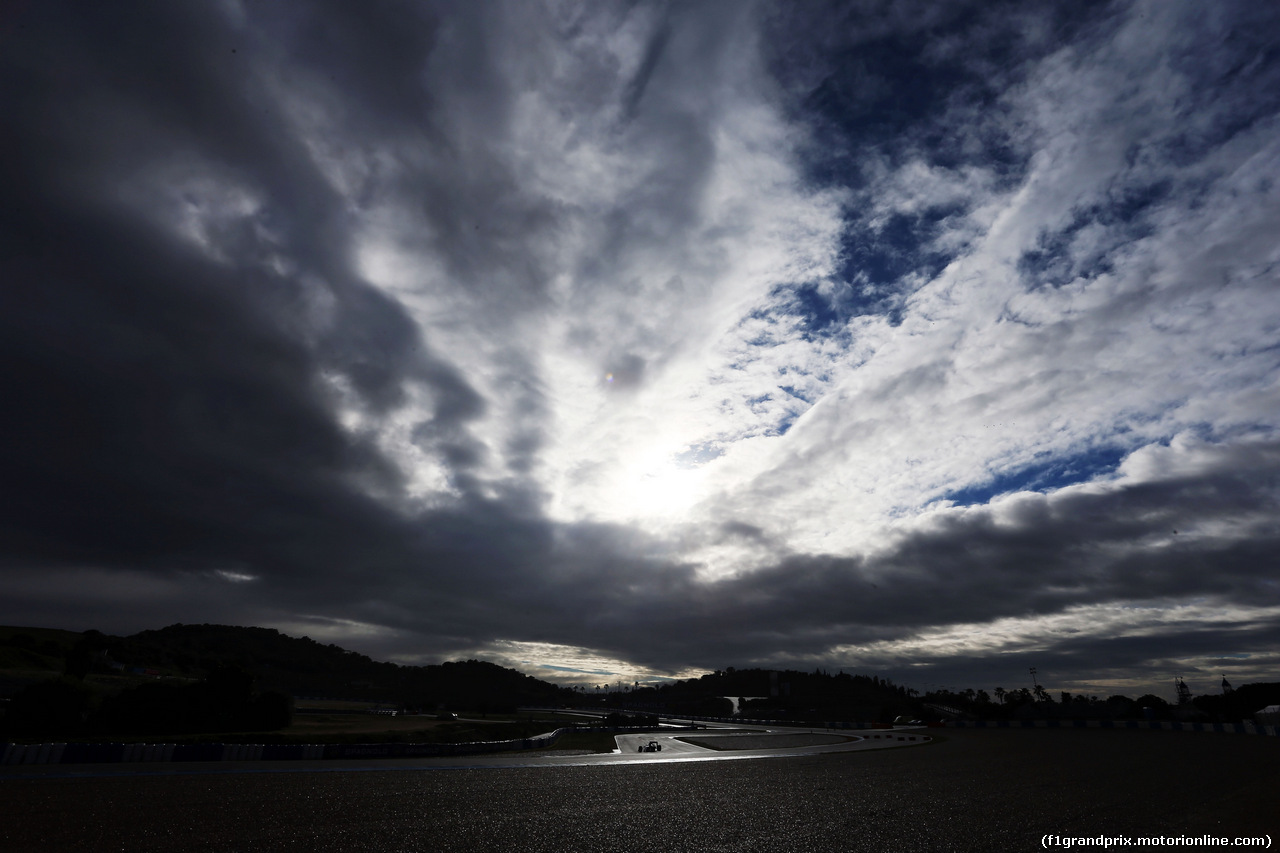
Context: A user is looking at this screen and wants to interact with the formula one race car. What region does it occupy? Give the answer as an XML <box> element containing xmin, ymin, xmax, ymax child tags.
<box><xmin>638</xmin><ymin>740</ymin><xmax>663</xmax><ymax>752</ymax></box>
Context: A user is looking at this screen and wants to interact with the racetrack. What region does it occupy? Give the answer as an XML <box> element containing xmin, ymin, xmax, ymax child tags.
<box><xmin>613</xmin><ymin>726</ymin><xmax>915</xmax><ymax>758</ymax></box>
<box><xmin>2</xmin><ymin>728</ymin><xmax>1276</xmax><ymax>851</ymax></box>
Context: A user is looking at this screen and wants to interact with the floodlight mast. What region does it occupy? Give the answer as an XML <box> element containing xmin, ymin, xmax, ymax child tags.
<box><xmin>1174</xmin><ymin>676</ymin><xmax>1192</xmax><ymax>706</ymax></box>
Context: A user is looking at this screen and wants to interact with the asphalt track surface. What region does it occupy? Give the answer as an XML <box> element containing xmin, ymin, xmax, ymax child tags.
<box><xmin>614</xmin><ymin>726</ymin><xmax>910</xmax><ymax>759</ymax></box>
<box><xmin>2</xmin><ymin>728</ymin><xmax>1277</xmax><ymax>851</ymax></box>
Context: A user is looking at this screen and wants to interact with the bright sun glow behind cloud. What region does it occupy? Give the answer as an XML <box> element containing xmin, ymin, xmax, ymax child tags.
<box><xmin>608</xmin><ymin>448</ymin><xmax>708</xmax><ymax>522</ymax></box>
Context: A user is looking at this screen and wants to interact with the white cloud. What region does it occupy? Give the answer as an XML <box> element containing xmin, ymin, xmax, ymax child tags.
<box><xmin>300</xmin><ymin>0</ymin><xmax>1278</xmax><ymax>593</ymax></box>
<box><xmin>646</xmin><ymin>0</ymin><xmax>1280</xmax><ymax>563</ymax></box>
<box><xmin>439</xmin><ymin>639</ymin><xmax>703</xmax><ymax>687</ymax></box>
<box><xmin>829</xmin><ymin>600</ymin><xmax>1280</xmax><ymax>695</ymax></box>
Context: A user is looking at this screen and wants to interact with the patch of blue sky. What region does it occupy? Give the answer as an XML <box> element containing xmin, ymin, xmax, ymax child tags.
<box><xmin>774</xmin><ymin>3</ymin><xmax>1125</xmax><ymax>325</ymax></box>
<box><xmin>741</xmin><ymin>283</ymin><xmax>845</xmax><ymax>340</ymax></box>
<box><xmin>674</xmin><ymin>442</ymin><xmax>725</xmax><ymax>468</ymax></box>
<box><xmin>838</xmin><ymin>208</ymin><xmax>962</xmax><ymax>296</ymax></box>
<box><xmin>1158</xmin><ymin>37</ymin><xmax>1280</xmax><ymax>168</ymax></box>
<box><xmin>757</xmin><ymin>261</ymin><xmax>932</xmax><ymax>343</ymax></box>
<box><xmin>1018</xmin><ymin>179</ymin><xmax>1173</xmax><ymax>290</ymax></box>
<box><xmin>768</xmin><ymin>410</ymin><xmax>802</xmax><ymax>438</ymax></box>
<box><xmin>782</xmin><ymin>13</ymin><xmax>1062</xmax><ymax>189</ymax></box>
<box><xmin>795</xmin><ymin>37</ymin><xmax>980</xmax><ymax>183</ymax></box>
<box><xmin>777</xmin><ymin>384</ymin><xmax>812</xmax><ymax>404</ymax></box>
<box><xmin>717</xmin><ymin>387</ymin><xmax>807</xmax><ymax>440</ymax></box>
<box><xmin>1097</xmin><ymin>179</ymin><xmax>1174</xmax><ymax>227</ymax></box>
<box><xmin>786</xmin><ymin>282</ymin><xmax>843</xmax><ymax>333</ymax></box>
<box><xmin>748</xmin><ymin>195</ymin><xmax>968</xmax><ymax>340</ymax></box>
<box><xmin>943</xmin><ymin>445</ymin><xmax>1129</xmax><ymax>508</ymax></box>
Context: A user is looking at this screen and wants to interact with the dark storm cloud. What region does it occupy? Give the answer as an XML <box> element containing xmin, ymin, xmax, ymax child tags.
<box><xmin>0</xmin><ymin>3</ymin><xmax>477</xmax><ymax>580</ymax></box>
<box><xmin>0</xmin><ymin>0</ymin><xmax>713</xmax><ymax>652</ymax></box>
<box><xmin>278</xmin><ymin>0</ymin><xmax>443</xmax><ymax>128</ymax></box>
<box><xmin>619</xmin><ymin>15</ymin><xmax>670</xmax><ymax>122</ymax></box>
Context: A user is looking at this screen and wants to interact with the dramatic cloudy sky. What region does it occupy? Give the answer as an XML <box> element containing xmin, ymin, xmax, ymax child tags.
<box><xmin>3</xmin><ymin>0</ymin><xmax>1278</xmax><ymax>698</ymax></box>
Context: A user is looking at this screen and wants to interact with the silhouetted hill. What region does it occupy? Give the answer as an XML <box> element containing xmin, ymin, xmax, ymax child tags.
<box><xmin>2</xmin><ymin>623</ymin><xmax>575</xmax><ymax>713</ymax></box>
<box><xmin>114</xmin><ymin>623</ymin><xmax>575</xmax><ymax>711</ymax></box>
<box><xmin>4</xmin><ymin>625</ymin><xmax>1273</xmax><ymax>723</ymax></box>
<box><xmin>0</xmin><ymin>626</ymin><xmax>82</xmax><ymax>696</ymax></box>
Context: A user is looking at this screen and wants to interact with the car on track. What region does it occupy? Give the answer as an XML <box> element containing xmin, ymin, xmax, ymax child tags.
<box><xmin>638</xmin><ymin>740</ymin><xmax>663</xmax><ymax>752</ymax></box>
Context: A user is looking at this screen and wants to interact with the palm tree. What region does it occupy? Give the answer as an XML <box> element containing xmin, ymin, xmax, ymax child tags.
<box><xmin>994</xmin><ymin>687</ymin><xmax>1006</xmax><ymax>705</ymax></box>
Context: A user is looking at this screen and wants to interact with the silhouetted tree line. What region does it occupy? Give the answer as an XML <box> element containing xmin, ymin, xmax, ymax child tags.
<box><xmin>1</xmin><ymin>631</ymin><xmax>71</xmax><ymax>660</ymax></box>
<box><xmin>599</xmin><ymin>668</ymin><xmax>918</xmax><ymax>722</ymax></box>
<box><xmin>1193</xmin><ymin>682</ymin><xmax>1280</xmax><ymax>723</ymax></box>
<box><xmin>1</xmin><ymin>625</ymin><xmax>577</xmax><ymax>733</ymax></box>
<box><xmin>7</xmin><ymin>626</ymin><xmax>1275</xmax><ymax>731</ymax></box>
<box><xmin>917</xmin><ymin>682</ymin><xmax>1280</xmax><ymax>723</ymax></box>
<box><xmin>599</xmin><ymin>667</ymin><xmax>1280</xmax><ymax>725</ymax></box>
<box><xmin>1</xmin><ymin>665</ymin><xmax>293</xmax><ymax>738</ymax></box>
<box><xmin>918</xmin><ymin>685</ymin><xmax>1159</xmax><ymax>721</ymax></box>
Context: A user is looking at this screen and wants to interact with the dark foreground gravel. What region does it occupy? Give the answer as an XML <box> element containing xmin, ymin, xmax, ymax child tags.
<box><xmin>2</xmin><ymin>728</ymin><xmax>1277</xmax><ymax>852</ymax></box>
